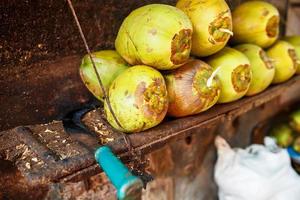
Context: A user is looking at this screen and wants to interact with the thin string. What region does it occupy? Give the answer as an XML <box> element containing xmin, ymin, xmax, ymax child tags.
<box><xmin>65</xmin><ymin>0</ymin><xmax>134</xmax><ymax>153</ymax></box>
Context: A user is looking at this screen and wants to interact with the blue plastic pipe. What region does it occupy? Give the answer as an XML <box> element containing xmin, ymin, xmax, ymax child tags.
<box><xmin>95</xmin><ymin>146</ymin><xmax>143</xmax><ymax>200</ymax></box>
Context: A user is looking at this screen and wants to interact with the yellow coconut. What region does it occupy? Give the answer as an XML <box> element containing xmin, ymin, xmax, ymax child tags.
<box><xmin>231</xmin><ymin>1</ymin><xmax>279</xmax><ymax>48</ymax></box>
<box><xmin>234</xmin><ymin>44</ymin><xmax>275</xmax><ymax>96</ymax></box>
<box><xmin>177</xmin><ymin>0</ymin><xmax>232</xmax><ymax>57</ymax></box>
<box><xmin>165</xmin><ymin>59</ymin><xmax>220</xmax><ymax>117</ymax></box>
<box><xmin>206</xmin><ymin>47</ymin><xmax>251</xmax><ymax>103</ymax></box>
<box><xmin>104</xmin><ymin>65</ymin><xmax>168</xmax><ymax>133</ymax></box>
<box><xmin>115</xmin><ymin>4</ymin><xmax>193</xmax><ymax>70</ymax></box>
<box><xmin>79</xmin><ymin>50</ymin><xmax>129</xmax><ymax>101</ymax></box>
<box><xmin>283</xmin><ymin>36</ymin><xmax>300</xmax><ymax>74</ymax></box>
<box><xmin>266</xmin><ymin>40</ymin><xmax>298</xmax><ymax>84</ymax></box>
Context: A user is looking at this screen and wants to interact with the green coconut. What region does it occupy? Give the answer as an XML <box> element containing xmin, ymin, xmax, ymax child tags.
<box><xmin>104</xmin><ymin>65</ymin><xmax>168</xmax><ymax>133</ymax></box>
<box><xmin>231</xmin><ymin>1</ymin><xmax>279</xmax><ymax>48</ymax></box>
<box><xmin>234</xmin><ymin>44</ymin><xmax>275</xmax><ymax>96</ymax></box>
<box><xmin>292</xmin><ymin>136</ymin><xmax>300</xmax><ymax>153</ymax></box>
<box><xmin>270</xmin><ymin>123</ymin><xmax>295</xmax><ymax>148</ymax></box>
<box><xmin>176</xmin><ymin>0</ymin><xmax>232</xmax><ymax>57</ymax></box>
<box><xmin>290</xmin><ymin>109</ymin><xmax>300</xmax><ymax>133</ymax></box>
<box><xmin>283</xmin><ymin>36</ymin><xmax>300</xmax><ymax>74</ymax></box>
<box><xmin>115</xmin><ymin>4</ymin><xmax>193</xmax><ymax>70</ymax></box>
<box><xmin>206</xmin><ymin>47</ymin><xmax>251</xmax><ymax>103</ymax></box>
<box><xmin>79</xmin><ymin>50</ymin><xmax>129</xmax><ymax>101</ymax></box>
<box><xmin>165</xmin><ymin>59</ymin><xmax>221</xmax><ymax>117</ymax></box>
<box><xmin>266</xmin><ymin>40</ymin><xmax>298</xmax><ymax>84</ymax></box>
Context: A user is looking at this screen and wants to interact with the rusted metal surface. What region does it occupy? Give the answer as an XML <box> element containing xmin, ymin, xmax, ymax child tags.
<box><xmin>0</xmin><ymin>160</ymin><xmax>49</xmax><ymax>200</ymax></box>
<box><xmin>44</xmin><ymin>173</ymin><xmax>116</xmax><ymax>200</ymax></box>
<box><xmin>0</xmin><ymin>0</ymin><xmax>177</xmax><ymax>69</ymax></box>
<box><xmin>0</xmin><ymin>56</ymin><xmax>95</xmax><ymax>131</ymax></box>
<box><xmin>142</xmin><ymin>123</ymin><xmax>218</xmax><ymax>200</ymax></box>
<box><xmin>0</xmin><ymin>122</ymin><xmax>95</xmax><ymax>184</ymax></box>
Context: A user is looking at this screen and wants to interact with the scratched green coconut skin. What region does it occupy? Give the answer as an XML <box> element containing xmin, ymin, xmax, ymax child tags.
<box><xmin>234</xmin><ymin>44</ymin><xmax>275</xmax><ymax>96</ymax></box>
<box><xmin>165</xmin><ymin>59</ymin><xmax>221</xmax><ymax>117</ymax></box>
<box><xmin>177</xmin><ymin>0</ymin><xmax>233</xmax><ymax>57</ymax></box>
<box><xmin>231</xmin><ymin>1</ymin><xmax>279</xmax><ymax>48</ymax></box>
<box><xmin>104</xmin><ymin>66</ymin><xmax>168</xmax><ymax>133</ymax></box>
<box><xmin>266</xmin><ymin>41</ymin><xmax>299</xmax><ymax>84</ymax></box>
<box><xmin>79</xmin><ymin>50</ymin><xmax>130</xmax><ymax>101</ymax></box>
<box><xmin>115</xmin><ymin>4</ymin><xmax>193</xmax><ymax>70</ymax></box>
<box><xmin>283</xmin><ymin>36</ymin><xmax>300</xmax><ymax>74</ymax></box>
<box><xmin>206</xmin><ymin>47</ymin><xmax>251</xmax><ymax>103</ymax></box>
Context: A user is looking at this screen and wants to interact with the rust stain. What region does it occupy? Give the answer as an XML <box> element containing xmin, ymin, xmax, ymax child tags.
<box><xmin>146</xmin><ymin>145</ymin><xmax>174</xmax><ymax>176</ymax></box>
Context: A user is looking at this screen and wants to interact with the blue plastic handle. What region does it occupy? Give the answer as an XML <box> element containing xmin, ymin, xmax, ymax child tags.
<box><xmin>95</xmin><ymin>146</ymin><xmax>143</xmax><ymax>200</ymax></box>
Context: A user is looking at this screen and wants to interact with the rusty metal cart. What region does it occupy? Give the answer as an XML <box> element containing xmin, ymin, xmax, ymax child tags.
<box><xmin>1</xmin><ymin>0</ymin><xmax>300</xmax><ymax>199</ymax></box>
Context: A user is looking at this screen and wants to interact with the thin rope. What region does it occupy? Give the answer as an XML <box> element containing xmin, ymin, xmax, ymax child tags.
<box><xmin>65</xmin><ymin>0</ymin><xmax>136</xmax><ymax>155</ymax></box>
<box><xmin>66</xmin><ymin>0</ymin><xmax>123</xmax><ymax>130</ymax></box>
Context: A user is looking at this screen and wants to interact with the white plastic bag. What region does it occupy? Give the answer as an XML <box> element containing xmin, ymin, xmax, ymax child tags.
<box><xmin>214</xmin><ymin>136</ymin><xmax>300</xmax><ymax>200</ymax></box>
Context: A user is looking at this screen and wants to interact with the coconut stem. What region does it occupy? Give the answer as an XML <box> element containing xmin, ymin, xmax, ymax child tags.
<box><xmin>219</xmin><ymin>28</ymin><xmax>234</xmax><ymax>36</ymax></box>
<box><xmin>207</xmin><ymin>67</ymin><xmax>220</xmax><ymax>87</ymax></box>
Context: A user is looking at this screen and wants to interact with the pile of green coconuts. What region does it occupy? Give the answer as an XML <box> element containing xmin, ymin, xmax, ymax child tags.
<box><xmin>79</xmin><ymin>0</ymin><xmax>300</xmax><ymax>133</ymax></box>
